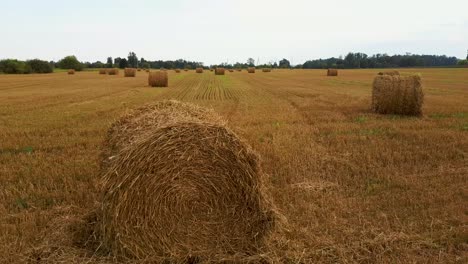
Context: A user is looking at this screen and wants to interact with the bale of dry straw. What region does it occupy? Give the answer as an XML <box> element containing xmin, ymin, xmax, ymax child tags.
<box><xmin>175</xmin><ymin>69</ymin><xmax>181</xmax><ymax>73</ymax></box>
<box><xmin>196</xmin><ymin>67</ymin><xmax>204</xmax><ymax>73</ymax></box>
<box><xmin>262</xmin><ymin>68</ymin><xmax>271</xmax><ymax>73</ymax></box>
<box><xmin>228</xmin><ymin>69</ymin><xmax>234</xmax><ymax>72</ymax></box>
<box><xmin>107</xmin><ymin>68</ymin><xmax>119</xmax><ymax>75</ymax></box>
<box><xmin>99</xmin><ymin>100</ymin><xmax>276</xmax><ymax>261</ymax></box>
<box><xmin>124</xmin><ymin>68</ymin><xmax>137</xmax><ymax>77</ymax></box>
<box><xmin>148</xmin><ymin>71</ymin><xmax>168</xmax><ymax>87</ymax></box>
<box><xmin>248</xmin><ymin>67</ymin><xmax>255</xmax><ymax>73</ymax></box>
<box><xmin>372</xmin><ymin>75</ymin><xmax>424</xmax><ymax>116</ymax></box>
<box><xmin>68</xmin><ymin>69</ymin><xmax>75</xmax><ymax>75</ymax></box>
<box><xmin>99</xmin><ymin>69</ymin><xmax>107</xmax><ymax>74</ymax></box>
<box><xmin>378</xmin><ymin>70</ymin><xmax>400</xmax><ymax>76</ymax></box>
<box><xmin>137</xmin><ymin>68</ymin><xmax>142</xmax><ymax>71</ymax></box>
<box><xmin>327</xmin><ymin>69</ymin><xmax>338</xmax><ymax>76</ymax></box>
<box><xmin>215</xmin><ymin>68</ymin><xmax>225</xmax><ymax>75</ymax></box>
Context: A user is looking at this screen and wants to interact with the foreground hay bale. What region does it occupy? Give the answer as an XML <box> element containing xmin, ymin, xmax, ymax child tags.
<box><xmin>148</xmin><ymin>71</ymin><xmax>168</xmax><ymax>87</ymax></box>
<box><xmin>378</xmin><ymin>70</ymin><xmax>400</xmax><ymax>76</ymax></box>
<box><xmin>68</xmin><ymin>69</ymin><xmax>75</xmax><ymax>75</ymax></box>
<box><xmin>215</xmin><ymin>68</ymin><xmax>225</xmax><ymax>75</ymax></box>
<box><xmin>196</xmin><ymin>67</ymin><xmax>204</xmax><ymax>73</ymax></box>
<box><xmin>100</xmin><ymin>100</ymin><xmax>276</xmax><ymax>261</ymax></box>
<box><xmin>372</xmin><ymin>75</ymin><xmax>424</xmax><ymax>116</ymax></box>
<box><xmin>248</xmin><ymin>67</ymin><xmax>256</xmax><ymax>73</ymax></box>
<box><xmin>327</xmin><ymin>69</ymin><xmax>338</xmax><ymax>76</ymax></box>
<box><xmin>107</xmin><ymin>68</ymin><xmax>119</xmax><ymax>75</ymax></box>
<box><xmin>99</xmin><ymin>69</ymin><xmax>107</xmax><ymax>74</ymax></box>
<box><xmin>124</xmin><ymin>68</ymin><xmax>136</xmax><ymax>77</ymax></box>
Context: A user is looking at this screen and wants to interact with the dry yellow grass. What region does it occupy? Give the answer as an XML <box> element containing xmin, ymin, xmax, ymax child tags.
<box><xmin>0</xmin><ymin>68</ymin><xmax>467</xmax><ymax>263</ymax></box>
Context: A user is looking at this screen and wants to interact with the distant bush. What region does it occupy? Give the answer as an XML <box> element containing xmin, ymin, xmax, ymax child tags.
<box><xmin>0</xmin><ymin>59</ymin><xmax>27</xmax><ymax>74</ymax></box>
<box><xmin>57</xmin><ymin>55</ymin><xmax>84</xmax><ymax>71</ymax></box>
<box><xmin>458</xmin><ymin>60</ymin><xmax>468</xmax><ymax>66</ymax></box>
<box><xmin>26</xmin><ymin>59</ymin><xmax>53</xmax><ymax>73</ymax></box>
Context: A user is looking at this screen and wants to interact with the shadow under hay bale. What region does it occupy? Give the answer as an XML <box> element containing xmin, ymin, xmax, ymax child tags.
<box><xmin>378</xmin><ymin>70</ymin><xmax>400</xmax><ymax>76</ymax></box>
<box><xmin>124</xmin><ymin>68</ymin><xmax>136</xmax><ymax>77</ymax></box>
<box><xmin>327</xmin><ymin>69</ymin><xmax>338</xmax><ymax>76</ymax></box>
<box><xmin>248</xmin><ymin>67</ymin><xmax>256</xmax><ymax>73</ymax></box>
<box><xmin>107</xmin><ymin>68</ymin><xmax>119</xmax><ymax>75</ymax></box>
<box><xmin>148</xmin><ymin>71</ymin><xmax>168</xmax><ymax>87</ymax></box>
<box><xmin>215</xmin><ymin>68</ymin><xmax>225</xmax><ymax>75</ymax></box>
<box><xmin>372</xmin><ymin>75</ymin><xmax>424</xmax><ymax>116</ymax></box>
<box><xmin>99</xmin><ymin>100</ymin><xmax>277</xmax><ymax>261</ymax></box>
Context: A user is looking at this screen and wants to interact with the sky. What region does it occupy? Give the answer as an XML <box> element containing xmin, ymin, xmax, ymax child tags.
<box><xmin>1</xmin><ymin>0</ymin><xmax>467</xmax><ymax>65</ymax></box>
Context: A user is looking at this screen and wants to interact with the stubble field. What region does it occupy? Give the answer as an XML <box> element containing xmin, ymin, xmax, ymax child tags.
<box><xmin>0</xmin><ymin>68</ymin><xmax>467</xmax><ymax>263</ymax></box>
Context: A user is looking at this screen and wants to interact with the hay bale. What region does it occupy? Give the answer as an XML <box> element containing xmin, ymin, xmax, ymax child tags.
<box><xmin>237</xmin><ymin>69</ymin><xmax>242</xmax><ymax>72</ymax></box>
<box><xmin>99</xmin><ymin>100</ymin><xmax>276</xmax><ymax>261</ymax></box>
<box><xmin>248</xmin><ymin>67</ymin><xmax>255</xmax><ymax>73</ymax></box>
<box><xmin>148</xmin><ymin>71</ymin><xmax>168</xmax><ymax>87</ymax></box>
<box><xmin>137</xmin><ymin>68</ymin><xmax>142</xmax><ymax>72</ymax></box>
<box><xmin>262</xmin><ymin>68</ymin><xmax>271</xmax><ymax>73</ymax></box>
<box><xmin>175</xmin><ymin>69</ymin><xmax>181</xmax><ymax>73</ymax></box>
<box><xmin>196</xmin><ymin>68</ymin><xmax>204</xmax><ymax>73</ymax></box>
<box><xmin>68</xmin><ymin>69</ymin><xmax>75</xmax><ymax>75</ymax></box>
<box><xmin>215</xmin><ymin>68</ymin><xmax>225</xmax><ymax>75</ymax></box>
<box><xmin>228</xmin><ymin>69</ymin><xmax>234</xmax><ymax>72</ymax></box>
<box><xmin>99</xmin><ymin>69</ymin><xmax>107</xmax><ymax>75</ymax></box>
<box><xmin>327</xmin><ymin>69</ymin><xmax>338</xmax><ymax>76</ymax></box>
<box><xmin>372</xmin><ymin>75</ymin><xmax>424</xmax><ymax>116</ymax></box>
<box><xmin>184</xmin><ymin>69</ymin><xmax>189</xmax><ymax>72</ymax></box>
<box><xmin>107</xmin><ymin>68</ymin><xmax>119</xmax><ymax>75</ymax></box>
<box><xmin>145</xmin><ymin>69</ymin><xmax>150</xmax><ymax>73</ymax></box>
<box><xmin>378</xmin><ymin>70</ymin><xmax>400</xmax><ymax>76</ymax></box>
<box><xmin>124</xmin><ymin>68</ymin><xmax>137</xmax><ymax>77</ymax></box>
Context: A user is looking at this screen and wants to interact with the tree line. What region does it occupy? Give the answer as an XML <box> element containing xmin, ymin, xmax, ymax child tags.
<box><xmin>1</xmin><ymin>51</ymin><xmax>467</xmax><ymax>74</ymax></box>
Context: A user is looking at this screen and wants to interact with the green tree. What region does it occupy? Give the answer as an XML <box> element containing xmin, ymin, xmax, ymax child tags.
<box><xmin>128</xmin><ymin>52</ymin><xmax>138</xmax><ymax>68</ymax></box>
<box><xmin>26</xmin><ymin>59</ymin><xmax>53</xmax><ymax>73</ymax></box>
<box><xmin>107</xmin><ymin>57</ymin><xmax>113</xmax><ymax>68</ymax></box>
<box><xmin>57</xmin><ymin>56</ymin><xmax>83</xmax><ymax>71</ymax></box>
<box><xmin>247</xmin><ymin>58</ymin><xmax>255</xmax><ymax>67</ymax></box>
<box><xmin>0</xmin><ymin>59</ymin><xmax>27</xmax><ymax>73</ymax></box>
<box><xmin>279</xmin><ymin>58</ymin><xmax>290</xmax><ymax>68</ymax></box>
<box><xmin>119</xmin><ymin>58</ymin><xmax>128</xmax><ymax>69</ymax></box>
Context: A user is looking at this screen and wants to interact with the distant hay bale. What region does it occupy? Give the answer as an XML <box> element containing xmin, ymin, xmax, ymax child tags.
<box><xmin>196</xmin><ymin>68</ymin><xmax>204</xmax><ymax>73</ymax></box>
<box><xmin>99</xmin><ymin>69</ymin><xmax>107</xmax><ymax>75</ymax></box>
<box><xmin>372</xmin><ymin>75</ymin><xmax>424</xmax><ymax>116</ymax></box>
<box><xmin>107</xmin><ymin>69</ymin><xmax>119</xmax><ymax>75</ymax></box>
<box><xmin>215</xmin><ymin>68</ymin><xmax>225</xmax><ymax>75</ymax></box>
<box><xmin>327</xmin><ymin>69</ymin><xmax>338</xmax><ymax>76</ymax></box>
<box><xmin>228</xmin><ymin>69</ymin><xmax>234</xmax><ymax>72</ymax></box>
<box><xmin>210</xmin><ymin>69</ymin><xmax>214</xmax><ymax>72</ymax></box>
<box><xmin>262</xmin><ymin>68</ymin><xmax>272</xmax><ymax>73</ymax></box>
<box><xmin>68</xmin><ymin>69</ymin><xmax>75</xmax><ymax>75</ymax></box>
<box><xmin>124</xmin><ymin>68</ymin><xmax>136</xmax><ymax>77</ymax></box>
<box><xmin>99</xmin><ymin>100</ymin><xmax>276</xmax><ymax>261</ymax></box>
<box><xmin>175</xmin><ymin>69</ymin><xmax>181</xmax><ymax>73</ymax></box>
<box><xmin>148</xmin><ymin>71</ymin><xmax>168</xmax><ymax>87</ymax></box>
<box><xmin>137</xmin><ymin>68</ymin><xmax>142</xmax><ymax>72</ymax></box>
<box><xmin>145</xmin><ymin>69</ymin><xmax>150</xmax><ymax>73</ymax></box>
<box><xmin>237</xmin><ymin>69</ymin><xmax>242</xmax><ymax>72</ymax></box>
<box><xmin>378</xmin><ymin>70</ymin><xmax>400</xmax><ymax>76</ymax></box>
<box><xmin>248</xmin><ymin>67</ymin><xmax>256</xmax><ymax>73</ymax></box>
<box><xmin>184</xmin><ymin>69</ymin><xmax>189</xmax><ymax>72</ymax></box>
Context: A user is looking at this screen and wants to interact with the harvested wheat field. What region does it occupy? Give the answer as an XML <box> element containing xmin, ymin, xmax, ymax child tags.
<box><xmin>0</xmin><ymin>69</ymin><xmax>467</xmax><ymax>263</ymax></box>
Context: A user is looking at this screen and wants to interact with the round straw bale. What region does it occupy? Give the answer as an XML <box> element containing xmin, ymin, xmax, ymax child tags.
<box><xmin>196</xmin><ymin>67</ymin><xmax>204</xmax><ymax>73</ymax></box>
<box><xmin>237</xmin><ymin>69</ymin><xmax>242</xmax><ymax>72</ymax></box>
<box><xmin>327</xmin><ymin>68</ymin><xmax>338</xmax><ymax>76</ymax></box>
<box><xmin>228</xmin><ymin>69</ymin><xmax>234</xmax><ymax>72</ymax></box>
<box><xmin>248</xmin><ymin>67</ymin><xmax>256</xmax><ymax>73</ymax></box>
<box><xmin>99</xmin><ymin>100</ymin><xmax>276</xmax><ymax>261</ymax></box>
<box><xmin>184</xmin><ymin>69</ymin><xmax>189</xmax><ymax>72</ymax></box>
<box><xmin>124</xmin><ymin>68</ymin><xmax>136</xmax><ymax>77</ymax></box>
<box><xmin>262</xmin><ymin>68</ymin><xmax>272</xmax><ymax>73</ymax></box>
<box><xmin>107</xmin><ymin>68</ymin><xmax>119</xmax><ymax>75</ymax></box>
<box><xmin>99</xmin><ymin>69</ymin><xmax>107</xmax><ymax>74</ymax></box>
<box><xmin>148</xmin><ymin>71</ymin><xmax>168</xmax><ymax>87</ymax></box>
<box><xmin>215</xmin><ymin>68</ymin><xmax>225</xmax><ymax>75</ymax></box>
<box><xmin>378</xmin><ymin>70</ymin><xmax>400</xmax><ymax>76</ymax></box>
<box><xmin>372</xmin><ymin>75</ymin><xmax>424</xmax><ymax>116</ymax></box>
<box><xmin>175</xmin><ymin>69</ymin><xmax>181</xmax><ymax>73</ymax></box>
<box><xmin>137</xmin><ymin>68</ymin><xmax>142</xmax><ymax>71</ymax></box>
<box><xmin>68</xmin><ymin>69</ymin><xmax>75</xmax><ymax>75</ymax></box>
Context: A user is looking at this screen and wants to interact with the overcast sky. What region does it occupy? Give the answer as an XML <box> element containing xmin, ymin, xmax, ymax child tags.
<box><xmin>1</xmin><ymin>0</ymin><xmax>467</xmax><ymax>65</ymax></box>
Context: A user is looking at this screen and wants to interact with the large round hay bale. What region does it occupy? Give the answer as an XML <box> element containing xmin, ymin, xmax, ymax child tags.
<box><xmin>99</xmin><ymin>100</ymin><xmax>276</xmax><ymax>261</ymax></box>
<box><xmin>99</xmin><ymin>69</ymin><xmax>107</xmax><ymax>75</ymax></box>
<box><xmin>124</xmin><ymin>68</ymin><xmax>136</xmax><ymax>77</ymax></box>
<box><xmin>248</xmin><ymin>67</ymin><xmax>256</xmax><ymax>73</ymax></box>
<box><xmin>107</xmin><ymin>68</ymin><xmax>119</xmax><ymax>75</ymax></box>
<box><xmin>327</xmin><ymin>68</ymin><xmax>338</xmax><ymax>76</ymax></box>
<box><xmin>262</xmin><ymin>68</ymin><xmax>272</xmax><ymax>73</ymax></box>
<box><xmin>148</xmin><ymin>71</ymin><xmax>168</xmax><ymax>87</ymax></box>
<box><xmin>196</xmin><ymin>67</ymin><xmax>204</xmax><ymax>73</ymax></box>
<box><xmin>68</xmin><ymin>69</ymin><xmax>75</xmax><ymax>75</ymax></box>
<box><xmin>372</xmin><ymin>75</ymin><xmax>424</xmax><ymax>116</ymax></box>
<box><xmin>215</xmin><ymin>68</ymin><xmax>225</xmax><ymax>75</ymax></box>
<box><xmin>175</xmin><ymin>69</ymin><xmax>181</xmax><ymax>73</ymax></box>
<box><xmin>378</xmin><ymin>70</ymin><xmax>400</xmax><ymax>76</ymax></box>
